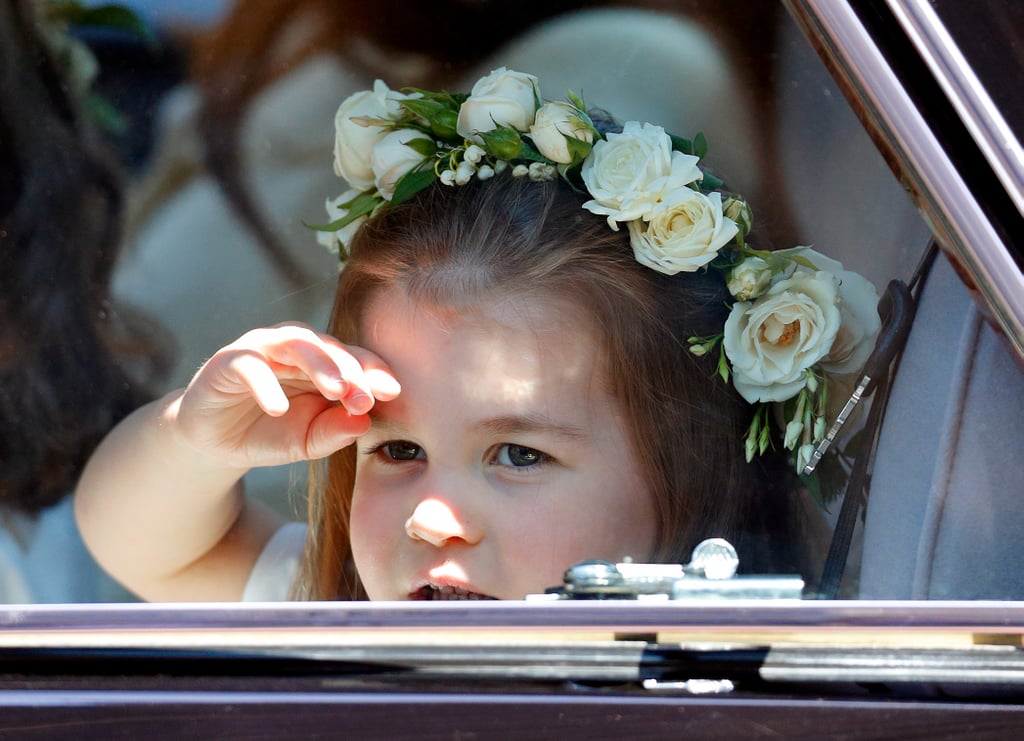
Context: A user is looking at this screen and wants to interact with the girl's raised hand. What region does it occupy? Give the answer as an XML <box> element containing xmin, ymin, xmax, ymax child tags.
<box><xmin>172</xmin><ymin>324</ymin><xmax>400</xmax><ymax>469</ymax></box>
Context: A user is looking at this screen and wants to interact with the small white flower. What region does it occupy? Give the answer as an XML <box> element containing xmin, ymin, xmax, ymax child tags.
<box><xmin>581</xmin><ymin>121</ymin><xmax>702</xmax><ymax>229</ymax></box>
<box><xmin>813</xmin><ymin>415</ymin><xmax>827</xmax><ymax>442</ymax></box>
<box><xmin>723</xmin><ymin>271</ymin><xmax>842</xmax><ymax>404</ymax></box>
<box><xmin>370</xmin><ymin>128</ymin><xmax>433</xmax><ymax>201</ymax></box>
<box><xmin>796</xmin><ymin>443</ymin><xmax>816</xmax><ymax>472</ymax></box>
<box><xmin>456</xmin><ymin>67</ymin><xmax>539</xmax><ymax>142</ymax></box>
<box><xmin>529</xmin><ymin>101</ymin><xmax>594</xmax><ymax>164</ymax></box>
<box><xmin>464</xmin><ymin>144</ymin><xmax>486</xmax><ymax>164</ymax></box>
<box><xmin>333</xmin><ymin>80</ymin><xmax>413</xmax><ymax>191</ymax></box>
<box><xmin>512</xmin><ymin>164</ymin><xmax>529</xmax><ymax>177</ymax></box>
<box><xmin>627</xmin><ymin>189</ymin><xmax>738</xmax><ymax>275</ymax></box>
<box><xmin>440</xmin><ymin>169</ymin><xmax>456</xmax><ymax>186</ymax></box>
<box><xmin>455</xmin><ymin>161</ymin><xmax>475</xmax><ymax>185</ymax></box>
<box><xmin>528</xmin><ymin>162</ymin><xmax>556</xmax><ymax>181</ymax></box>
<box><xmin>784</xmin><ymin>419</ymin><xmax>804</xmax><ymax>450</ymax></box>
<box><xmin>317</xmin><ymin>189</ymin><xmax>368</xmax><ymax>254</ymax></box>
<box><xmin>494</xmin><ymin>160</ymin><xmax>509</xmax><ymax>174</ymax></box>
<box><xmin>477</xmin><ymin>164</ymin><xmax>495</xmax><ymax>180</ymax></box>
<box><xmin>727</xmin><ymin>257</ymin><xmax>773</xmax><ymax>301</ymax></box>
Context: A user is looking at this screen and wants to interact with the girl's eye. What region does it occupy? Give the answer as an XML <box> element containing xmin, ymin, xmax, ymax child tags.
<box><xmin>381</xmin><ymin>440</ymin><xmax>425</xmax><ymax>461</ymax></box>
<box><xmin>494</xmin><ymin>444</ymin><xmax>549</xmax><ymax>468</ymax></box>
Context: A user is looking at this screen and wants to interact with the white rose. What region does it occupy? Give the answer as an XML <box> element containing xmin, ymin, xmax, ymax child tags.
<box><xmin>370</xmin><ymin>128</ymin><xmax>432</xmax><ymax>201</ymax></box>
<box><xmin>333</xmin><ymin>80</ymin><xmax>408</xmax><ymax>191</ymax></box>
<box><xmin>317</xmin><ymin>189</ymin><xmax>369</xmax><ymax>255</ymax></box>
<box><xmin>723</xmin><ymin>271</ymin><xmax>842</xmax><ymax>403</ymax></box>
<box><xmin>528</xmin><ymin>101</ymin><xmax>594</xmax><ymax>164</ymax></box>
<box><xmin>581</xmin><ymin>121</ymin><xmax>703</xmax><ymax>229</ymax></box>
<box><xmin>627</xmin><ymin>189</ymin><xmax>737</xmax><ymax>274</ymax></box>
<box><xmin>456</xmin><ymin>67</ymin><xmax>539</xmax><ymax>141</ymax></box>
<box><xmin>774</xmin><ymin>247</ymin><xmax>881</xmax><ymax>375</ymax></box>
<box><xmin>727</xmin><ymin>256</ymin><xmax>773</xmax><ymax>301</ymax></box>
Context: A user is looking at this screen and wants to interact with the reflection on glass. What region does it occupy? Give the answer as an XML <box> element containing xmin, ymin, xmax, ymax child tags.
<box><xmin>4</xmin><ymin>0</ymin><xmax>1020</xmax><ymax>607</ymax></box>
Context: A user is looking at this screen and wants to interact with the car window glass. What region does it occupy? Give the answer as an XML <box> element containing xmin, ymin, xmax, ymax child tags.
<box><xmin>4</xmin><ymin>0</ymin><xmax>1020</xmax><ymax>607</ymax></box>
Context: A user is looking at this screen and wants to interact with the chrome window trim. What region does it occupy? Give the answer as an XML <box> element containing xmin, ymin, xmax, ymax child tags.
<box><xmin>886</xmin><ymin>0</ymin><xmax>1024</xmax><ymax>218</ymax></box>
<box><xmin>786</xmin><ymin>0</ymin><xmax>1024</xmax><ymax>360</ymax></box>
<box><xmin>2</xmin><ymin>601</ymin><xmax>1024</xmax><ymax>646</ymax></box>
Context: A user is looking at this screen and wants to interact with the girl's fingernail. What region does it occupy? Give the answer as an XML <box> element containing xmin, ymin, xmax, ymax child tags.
<box><xmin>366</xmin><ymin>369</ymin><xmax>401</xmax><ymax>396</ymax></box>
<box><xmin>346</xmin><ymin>392</ymin><xmax>372</xmax><ymax>414</ymax></box>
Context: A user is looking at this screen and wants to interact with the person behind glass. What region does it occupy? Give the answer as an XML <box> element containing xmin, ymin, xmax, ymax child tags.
<box><xmin>117</xmin><ymin>0</ymin><xmax>787</xmax><ymax>535</ymax></box>
<box><xmin>75</xmin><ymin>67</ymin><xmax>865</xmax><ymax>603</ymax></box>
<box><xmin>0</xmin><ymin>0</ymin><xmax>164</xmax><ymax>602</ymax></box>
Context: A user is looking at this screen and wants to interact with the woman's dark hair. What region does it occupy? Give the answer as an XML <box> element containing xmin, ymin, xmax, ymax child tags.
<box><xmin>301</xmin><ymin>174</ymin><xmax>802</xmax><ymax>599</ymax></box>
<box><xmin>0</xmin><ymin>1</ymin><xmax>164</xmax><ymax>513</ymax></box>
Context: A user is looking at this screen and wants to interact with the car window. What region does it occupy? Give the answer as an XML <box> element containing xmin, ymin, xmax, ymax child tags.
<box><xmin>3</xmin><ymin>0</ymin><xmax>1021</xmax><ymax>611</ymax></box>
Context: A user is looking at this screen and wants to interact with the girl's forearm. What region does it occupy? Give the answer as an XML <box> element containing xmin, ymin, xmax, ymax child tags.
<box><xmin>75</xmin><ymin>390</ymin><xmax>281</xmax><ymax>601</ymax></box>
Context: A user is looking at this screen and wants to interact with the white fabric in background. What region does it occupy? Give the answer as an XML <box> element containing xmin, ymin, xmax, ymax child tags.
<box><xmin>0</xmin><ymin>497</ymin><xmax>133</xmax><ymax>604</ymax></box>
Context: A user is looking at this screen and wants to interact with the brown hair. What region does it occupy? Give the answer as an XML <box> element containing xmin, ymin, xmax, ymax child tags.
<box><xmin>300</xmin><ymin>174</ymin><xmax>800</xmax><ymax>599</ymax></box>
<box><xmin>0</xmin><ymin>0</ymin><xmax>165</xmax><ymax>512</ymax></box>
<box><xmin>185</xmin><ymin>0</ymin><xmax>807</xmax><ymax>284</ymax></box>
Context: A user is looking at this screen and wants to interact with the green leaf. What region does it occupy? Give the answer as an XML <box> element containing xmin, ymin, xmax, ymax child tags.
<box><xmin>403</xmin><ymin>137</ymin><xmax>437</xmax><ymax>157</ymax></box>
<box><xmin>669</xmin><ymin>134</ymin><xmax>693</xmax><ymax>155</ymax></box>
<box><xmin>789</xmin><ymin>255</ymin><xmax>819</xmax><ymax>270</ymax></box>
<box><xmin>565</xmin><ymin>135</ymin><xmax>593</xmax><ymax>165</ymax></box>
<box><xmin>515</xmin><ymin>138</ymin><xmax>548</xmax><ymax>163</ymax></box>
<box><xmin>567</xmin><ymin>89</ymin><xmax>586</xmax><ymax>111</ymax></box>
<box><xmin>693</xmin><ymin>131</ymin><xmax>708</xmax><ymax>159</ymax></box>
<box><xmin>400</xmin><ymin>98</ymin><xmax>451</xmax><ymax>124</ymax></box>
<box><xmin>700</xmin><ymin>171</ymin><xmax>723</xmax><ymax>191</ymax></box>
<box><xmin>431</xmin><ymin>109</ymin><xmax>459</xmax><ymax>139</ymax></box>
<box><xmin>304</xmin><ymin>192</ymin><xmax>381</xmax><ymax>231</ymax></box>
<box><xmin>478</xmin><ymin>126</ymin><xmax>522</xmax><ymax>160</ymax></box>
<box><xmin>390</xmin><ymin>168</ymin><xmax>437</xmax><ymax>206</ymax></box>
<box><xmin>758</xmin><ymin>422</ymin><xmax>771</xmax><ymax>455</ymax></box>
<box><xmin>305</xmin><ymin>214</ymin><xmax>357</xmax><ymax>232</ymax></box>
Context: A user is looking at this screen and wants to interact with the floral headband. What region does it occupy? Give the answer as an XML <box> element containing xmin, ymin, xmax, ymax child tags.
<box><xmin>315</xmin><ymin>67</ymin><xmax>882</xmax><ymax>476</ymax></box>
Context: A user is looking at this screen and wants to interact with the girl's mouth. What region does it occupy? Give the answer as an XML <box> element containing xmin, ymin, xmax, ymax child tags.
<box><xmin>410</xmin><ymin>584</ymin><xmax>498</xmax><ymax>601</ymax></box>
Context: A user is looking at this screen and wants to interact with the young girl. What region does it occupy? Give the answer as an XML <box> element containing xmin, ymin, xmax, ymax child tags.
<box><xmin>77</xmin><ymin>69</ymin><xmax>872</xmax><ymax>602</ymax></box>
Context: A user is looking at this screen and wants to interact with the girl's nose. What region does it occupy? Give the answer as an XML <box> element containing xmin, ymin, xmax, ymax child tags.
<box><xmin>404</xmin><ymin>498</ymin><xmax>483</xmax><ymax>547</ymax></box>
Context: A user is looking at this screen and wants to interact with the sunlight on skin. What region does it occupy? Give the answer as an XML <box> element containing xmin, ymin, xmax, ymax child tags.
<box><xmin>349</xmin><ymin>286</ymin><xmax>658</xmax><ymax>600</ymax></box>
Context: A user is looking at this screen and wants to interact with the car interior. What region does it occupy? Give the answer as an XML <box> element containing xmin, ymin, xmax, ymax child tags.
<box><xmin>5</xmin><ymin>0</ymin><xmax>1024</xmax><ymax>607</ymax></box>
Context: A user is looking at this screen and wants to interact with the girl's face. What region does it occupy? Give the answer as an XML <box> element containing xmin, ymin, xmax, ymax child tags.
<box><xmin>349</xmin><ymin>286</ymin><xmax>658</xmax><ymax>600</ymax></box>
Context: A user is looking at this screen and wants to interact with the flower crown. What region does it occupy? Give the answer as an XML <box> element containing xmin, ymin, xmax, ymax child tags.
<box><xmin>315</xmin><ymin>67</ymin><xmax>882</xmax><ymax>476</ymax></box>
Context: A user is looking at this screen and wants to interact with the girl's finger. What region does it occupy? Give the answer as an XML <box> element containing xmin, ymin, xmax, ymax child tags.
<box><xmin>229</xmin><ymin>326</ymin><xmax>353</xmax><ymax>400</ymax></box>
<box><xmin>305</xmin><ymin>404</ymin><xmax>373</xmax><ymax>459</ymax></box>
<box><xmin>223</xmin><ymin>325</ymin><xmax>401</xmax><ymax>413</ymax></box>
<box><xmin>226</xmin><ymin>350</ymin><xmax>290</xmax><ymax>416</ymax></box>
<box><xmin>262</xmin><ymin>327</ymin><xmax>401</xmax><ymax>410</ymax></box>
<box><xmin>341</xmin><ymin>345</ymin><xmax>402</xmax><ymax>401</ymax></box>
